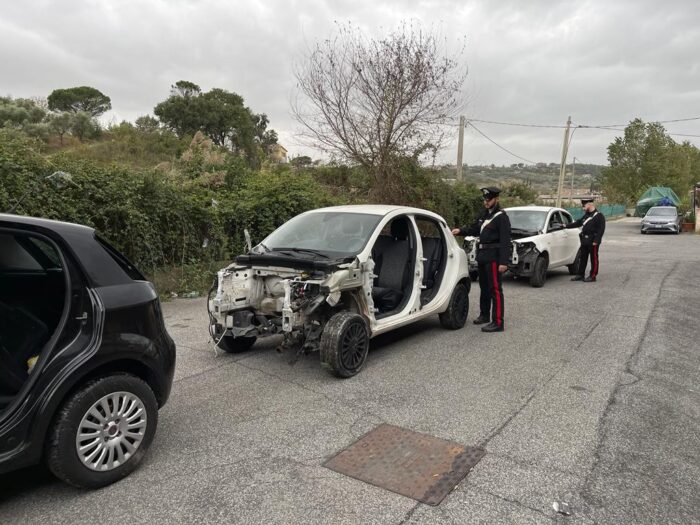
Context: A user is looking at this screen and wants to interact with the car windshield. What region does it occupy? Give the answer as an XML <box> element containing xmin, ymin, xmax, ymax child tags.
<box><xmin>506</xmin><ymin>210</ymin><xmax>547</xmax><ymax>232</ymax></box>
<box><xmin>259</xmin><ymin>212</ymin><xmax>383</xmax><ymax>257</ymax></box>
<box><xmin>647</xmin><ymin>207</ymin><xmax>677</xmax><ymax>216</ymax></box>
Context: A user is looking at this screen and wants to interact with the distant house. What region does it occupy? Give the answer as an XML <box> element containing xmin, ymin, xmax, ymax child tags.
<box><xmin>268</xmin><ymin>144</ymin><xmax>288</xmax><ymax>163</ymax></box>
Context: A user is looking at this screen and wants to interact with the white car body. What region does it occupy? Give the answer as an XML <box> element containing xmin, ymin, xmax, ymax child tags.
<box><xmin>208</xmin><ymin>205</ymin><xmax>471</xmax><ymax>376</ymax></box>
<box><xmin>464</xmin><ymin>206</ymin><xmax>582</xmax><ymax>286</ymax></box>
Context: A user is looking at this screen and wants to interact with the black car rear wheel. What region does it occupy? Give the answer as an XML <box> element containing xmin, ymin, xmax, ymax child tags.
<box><xmin>567</xmin><ymin>249</ymin><xmax>581</xmax><ymax>275</ymax></box>
<box><xmin>439</xmin><ymin>281</ymin><xmax>470</xmax><ymax>329</ymax></box>
<box><xmin>320</xmin><ymin>312</ymin><xmax>370</xmax><ymax>378</ymax></box>
<box><xmin>47</xmin><ymin>374</ymin><xmax>158</xmax><ymax>489</ymax></box>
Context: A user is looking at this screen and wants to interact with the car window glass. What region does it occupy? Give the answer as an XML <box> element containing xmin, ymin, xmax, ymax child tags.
<box><xmin>415</xmin><ymin>218</ymin><xmax>441</xmax><ymax>238</ymax></box>
<box><xmin>561</xmin><ymin>211</ymin><xmax>573</xmax><ymax>223</ymax></box>
<box><xmin>0</xmin><ymin>234</ymin><xmax>42</xmax><ymax>270</ymax></box>
<box><xmin>508</xmin><ymin>211</ymin><xmax>547</xmax><ymax>232</ymax></box>
<box><xmin>263</xmin><ymin>212</ymin><xmax>383</xmax><ymax>256</ymax></box>
<box><xmin>27</xmin><ymin>237</ymin><xmax>62</xmax><ymax>267</ymax></box>
<box><xmin>647</xmin><ymin>208</ymin><xmax>676</xmax><ymax>216</ymax></box>
<box><xmin>548</xmin><ymin>213</ymin><xmax>564</xmax><ymax>229</ymax></box>
<box><xmin>96</xmin><ymin>235</ymin><xmax>145</xmax><ymax>281</ymax></box>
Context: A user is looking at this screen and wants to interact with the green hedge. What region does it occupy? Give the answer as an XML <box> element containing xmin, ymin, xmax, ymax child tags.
<box><xmin>1</xmin><ymin>130</ymin><xmax>487</xmax><ymax>291</ymax></box>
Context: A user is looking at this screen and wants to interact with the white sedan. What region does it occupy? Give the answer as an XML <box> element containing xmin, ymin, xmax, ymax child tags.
<box><xmin>208</xmin><ymin>205</ymin><xmax>472</xmax><ymax>377</ymax></box>
<box><xmin>464</xmin><ymin>206</ymin><xmax>582</xmax><ymax>287</ymax></box>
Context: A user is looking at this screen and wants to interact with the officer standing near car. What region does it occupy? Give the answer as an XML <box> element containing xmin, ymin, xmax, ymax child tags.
<box><xmin>565</xmin><ymin>197</ymin><xmax>606</xmax><ymax>282</ymax></box>
<box><xmin>451</xmin><ymin>187</ymin><xmax>511</xmax><ymax>332</ymax></box>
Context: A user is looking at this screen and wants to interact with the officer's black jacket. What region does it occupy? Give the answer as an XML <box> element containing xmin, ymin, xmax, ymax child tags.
<box><xmin>459</xmin><ymin>204</ymin><xmax>512</xmax><ymax>265</ymax></box>
<box><xmin>565</xmin><ymin>209</ymin><xmax>606</xmax><ymax>244</ymax></box>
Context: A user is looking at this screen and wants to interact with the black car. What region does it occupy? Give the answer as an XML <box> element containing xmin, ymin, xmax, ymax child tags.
<box><xmin>0</xmin><ymin>214</ymin><xmax>176</xmax><ymax>488</ymax></box>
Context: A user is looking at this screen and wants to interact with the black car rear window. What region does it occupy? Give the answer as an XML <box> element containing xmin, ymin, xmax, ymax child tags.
<box><xmin>95</xmin><ymin>235</ymin><xmax>145</xmax><ymax>281</ymax></box>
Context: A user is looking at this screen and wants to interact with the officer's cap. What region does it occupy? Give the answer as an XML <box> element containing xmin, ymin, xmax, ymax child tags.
<box><xmin>580</xmin><ymin>197</ymin><xmax>595</xmax><ymax>205</ymax></box>
<box><xmin>481</xmin><ymin>187</ymin><xmax>501</xmax><ymax>199</ymax></box>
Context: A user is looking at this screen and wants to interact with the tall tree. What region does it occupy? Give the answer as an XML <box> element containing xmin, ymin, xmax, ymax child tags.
<box><xmin>292</xmin><ymin>22</ymin><xmax>467</xmax><ymax>200</ymax></box>
<box><xmin>602</xmin><ymin>119</ymin><xmax>700</xmax><ymax>205</ymax></box>
<box><xmin>47</xmin><ymin>86</ymin><xmax>112</xmax><ymax>117</ymax></box>
<box><xmin>154</xmin><ymin>81</ymin><xmax>277</xmax><ymax>166</ymax></box>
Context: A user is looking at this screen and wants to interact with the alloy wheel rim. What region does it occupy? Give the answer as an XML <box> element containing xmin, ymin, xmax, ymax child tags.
<box><xmin>75</xmin><ymin>391</ymin><xmax>147</xmax><ymax>472</ymax></box>
<box><xmin>340</xmin><ymin>322</ymin><xmax>367</xmax><ymax>370</ymax></box>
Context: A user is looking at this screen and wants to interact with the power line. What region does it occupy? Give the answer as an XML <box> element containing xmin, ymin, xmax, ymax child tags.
<box><xmin>465</xmin><ymin>116</ymin><xmax>700</xmax><ymax>129</ymax></box>
<box><xmin>468</xmin><ymin>118</ymin><xmax>568</xmax><ymax>129</ymax></box>
<box><xmin>579</xmin><ymin>116</ymin><xmax>700</xmax><ymax>128</ymax></box>
<box><xmin>467</xmin><ymin>122</ymin><xmax>537</xmax><ymax>164</ymax></box>
<box><xmin>577</xmin><ymin>125</ymin><xmax>700</xmax><ymax>139</ymax></box>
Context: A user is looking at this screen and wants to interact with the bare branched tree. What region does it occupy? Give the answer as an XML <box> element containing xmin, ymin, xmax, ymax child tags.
<box><xmin>293</xmin><ymin>22</ymin><xmax>467</xmax><ymax>201</ymax></box>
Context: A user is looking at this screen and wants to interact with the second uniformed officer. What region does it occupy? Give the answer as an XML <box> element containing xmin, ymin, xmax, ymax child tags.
<box><xmin>565</xmin><ymin>197</ymin><xmax>606</xmax><ymax>282</ymax></box>
<box><xmin>451</xmin><ymin>187</ymin><xmax>511</xmax><ymax>332</ymax></box>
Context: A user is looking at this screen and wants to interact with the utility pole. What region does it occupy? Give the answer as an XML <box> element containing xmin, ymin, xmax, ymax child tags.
<box><xmin>456</xmin><ymin>115</ymin><xmax>465</xmax><ymax>181</ymax></box>
<box><xmin>556</xmin><ymin>116</ymin><xmax>572</xmax><ymax>208</ymax></box>
<box><xmin>570</xmin><ymin>156</ymin><xmax>576</xmax><ymax>204</ymax></box>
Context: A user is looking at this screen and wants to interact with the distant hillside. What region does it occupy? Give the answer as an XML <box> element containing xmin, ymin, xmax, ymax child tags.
<box><xmin>437</xmin><ymin>163</ymin><xmax>604</xmax><ymax>192</ymax></box>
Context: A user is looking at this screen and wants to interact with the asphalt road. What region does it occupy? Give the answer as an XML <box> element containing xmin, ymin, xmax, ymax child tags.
<box><xmin>1</xmin><ymin>218</ymin><xmax>699</xmax><ymax>524</ymax></box>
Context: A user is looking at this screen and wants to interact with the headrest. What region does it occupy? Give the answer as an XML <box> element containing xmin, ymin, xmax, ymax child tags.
<box><xmin>390</xmin><ymin>218</ymin><xmax>409</xmax><ymax>240</ymax></box>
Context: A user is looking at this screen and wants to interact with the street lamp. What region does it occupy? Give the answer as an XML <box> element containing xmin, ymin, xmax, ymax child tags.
<box><xmin>6</xmin><ymin>171</ymin><xmax>76</xmax><ymax>214</ymax></box>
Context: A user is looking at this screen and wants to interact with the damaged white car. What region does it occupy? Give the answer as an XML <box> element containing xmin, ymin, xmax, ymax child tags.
<box><xmin>464</xmin><ymin>206</ymin><xmax>582</xmax><ymax>287</ymax></box>
<box><xmin>208</xmin><ymin>205</ymin><xmax>471</xmax><ymax>377</ymax></box>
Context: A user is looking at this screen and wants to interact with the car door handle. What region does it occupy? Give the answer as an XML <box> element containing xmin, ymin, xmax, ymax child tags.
<box><xmin>75</xmin><ymin>312</ymin><xmax>89</xmax><ymax>322</ymax></box>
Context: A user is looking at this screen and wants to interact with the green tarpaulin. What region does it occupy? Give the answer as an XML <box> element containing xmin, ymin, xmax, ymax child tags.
<box><xmin>634</xmin><ymin>187</ymin><xmax>680</xmax><ymax>217</ymax></box>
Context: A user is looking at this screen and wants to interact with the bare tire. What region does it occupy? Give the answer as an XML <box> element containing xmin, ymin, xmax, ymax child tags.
<box><xmin>439</xmin><ymin>281</ymin><xmax>470</xmax><ymax>330</ymax></box>
<box><xmin>47</xmin><ymin>374</ymin><xmax>158</xmax><ymax>489</ymax></box>
<box><xmin>218</xmin><ymin>335</ymin><xmax>256</xmax><ymax>353</ymax></box>
<box><xmin>320</xmin><ymin>312</ymin><xmax>370</xmax><ymax>378</ymax></box>
<box><xmin>567</xmin><ymin>249</ymin><xmax>581</xmax><ymax>275</ymax></box>
<box><xmin>529</xmin><ymin>256</ymin><xmax>548</xmax><ymax>288</ymax></box>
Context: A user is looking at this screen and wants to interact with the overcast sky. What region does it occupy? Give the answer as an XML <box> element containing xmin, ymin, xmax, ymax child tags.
<box><xmin>2</xmin><ymin>0</ymin><xmax>699</xmax><ymax>166</ymax></box>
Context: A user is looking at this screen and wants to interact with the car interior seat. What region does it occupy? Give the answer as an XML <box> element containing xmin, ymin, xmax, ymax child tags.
<box><xmin>420</xmin><ymin>237</ymin><xmax>443</xmax><ymax>289</ymax></box>
<box><xmin>371</xmin><ymin>219</ymin><xmax>412</xmax><ymax>312</ymax></box>
<box><xmin>0</xmin><ymin>301</ymin><xmax>50</xmax><ymax>406</ymax></box>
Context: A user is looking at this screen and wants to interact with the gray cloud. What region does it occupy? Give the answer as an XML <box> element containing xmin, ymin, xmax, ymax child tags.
<box><xmin>2</xmin><ymin>0</ymin><xmax>698</xmax><ymax>165</ymax></box>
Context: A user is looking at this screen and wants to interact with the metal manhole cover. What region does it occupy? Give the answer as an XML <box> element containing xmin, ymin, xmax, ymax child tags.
<box><xmin>323</xmin><ymin>424</ymin><xmax>486</xmax><ymax>505</ymax></box>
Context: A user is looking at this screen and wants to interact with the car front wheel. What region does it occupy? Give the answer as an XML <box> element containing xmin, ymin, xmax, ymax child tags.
<box><xmin>529</xmin><ymin>256</ymin><xmax>548</xmax><ymax>288</ymax></box>
<box><xmin>47</xmin><ymin>374</ymin><xmax>158</xmax><ymax>489</ymax></box>
<box><xmin>439</xmin><ymin>281</ymin><xmax>470</xmax><ymax>329</ymax></box>
<box><xmin>320</xmin><ymin>312</ymin><xmax>370</xmax><ymax>378</ymax></box>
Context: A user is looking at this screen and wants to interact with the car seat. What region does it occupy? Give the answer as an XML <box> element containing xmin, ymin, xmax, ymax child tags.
<box><xmin>0</xmin><ymin>301</ymin><xmax>49</xmax><ymax>400</ymax></box>
<box><xmin>371</xmin><ymin>219</ymin><xmax>412</xmax><ymax>312</ymax></box>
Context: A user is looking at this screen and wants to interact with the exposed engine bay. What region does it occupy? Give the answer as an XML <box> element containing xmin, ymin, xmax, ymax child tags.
<box><xmin>208</xmin><ymin>258</ymin><xmax>375</xmax><ymax>357</ymax></box>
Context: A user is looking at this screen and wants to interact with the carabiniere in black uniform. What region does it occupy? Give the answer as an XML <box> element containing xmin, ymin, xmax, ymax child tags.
<box><xmin>456</xmin><ymin>187</ymin><xmax>511</xmax><ymax>332</ymax></box>
<box><xmin>565</xmin><ymin>197</ymin><xmax>606</xmax><ymax>282</ymax></box>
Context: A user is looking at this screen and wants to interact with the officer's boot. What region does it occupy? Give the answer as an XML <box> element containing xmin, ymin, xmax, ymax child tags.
<box><xmin>481</xmin><ymin>322</ymin><xmax>504</xmax><ymax>333</ymax></box>
<box><xmin>473</xmin><ymin>314</ymin><xmax>490</xmax><ymax>325</ymax></box>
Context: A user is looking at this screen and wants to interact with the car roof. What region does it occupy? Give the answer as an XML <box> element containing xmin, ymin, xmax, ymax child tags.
<box><xmin>505</xmin><ymin>206</ymin><xmax>563</xmax><ymax>213</ymax></box>
<box><xmin>0</xmin><ymin>213</ymin><xmax>95</xmax><ymax>236</ymax></box>
<box><xmin>307</xmin><ymin>204</ymin><xmax>445</xmax><ymax>220</ymax></box>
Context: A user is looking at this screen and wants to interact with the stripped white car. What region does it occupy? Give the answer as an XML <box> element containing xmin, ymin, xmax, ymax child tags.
<box><xmin>464</xmin><ymin>206</ymin><xmax>582</xmax><ymax>287</ymax></box>
<box><xmin>208</xmin><ymin>205</ymin><xmax>471</xmax><ymax>377</ymax></box>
